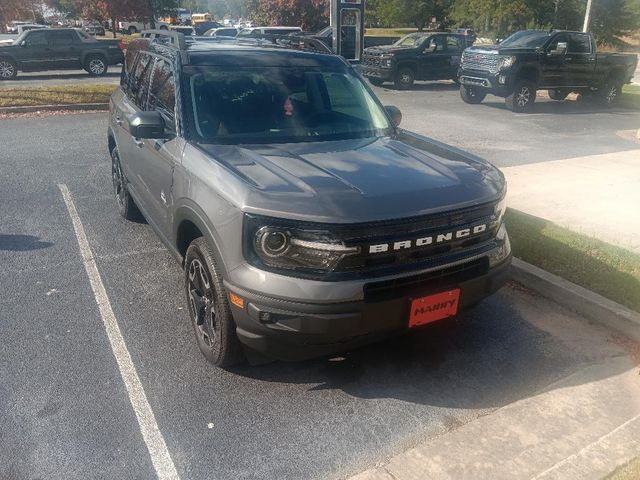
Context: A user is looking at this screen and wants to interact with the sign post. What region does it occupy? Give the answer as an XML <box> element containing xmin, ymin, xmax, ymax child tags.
<box><xmin>330</xmin><ymin>0</ymin><xmax>366</xmax><ymax>62</ymax></box>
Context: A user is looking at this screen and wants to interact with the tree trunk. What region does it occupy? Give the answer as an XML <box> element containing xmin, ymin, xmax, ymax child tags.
<box><xmin>112</xmin><ymin>16</ymin><xmax>117</xmax><ymax>38</ymax></box>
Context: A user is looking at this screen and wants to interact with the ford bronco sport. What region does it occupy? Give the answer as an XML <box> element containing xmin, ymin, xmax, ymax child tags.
<box><xmin>108</xmin><ymin>30</ymin><xmax>511</xmax><ymax>366</ymax></box>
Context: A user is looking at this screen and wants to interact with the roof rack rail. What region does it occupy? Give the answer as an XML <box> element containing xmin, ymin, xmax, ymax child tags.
<box><xmin>141</xmin><ymin>29</ymin><xmax>189</xmax><ymax>62</ymax></box>
<box><xmin>235</xmin><ymin>33</ymin><xmax>333</xmax><ymax>54</ymax></box>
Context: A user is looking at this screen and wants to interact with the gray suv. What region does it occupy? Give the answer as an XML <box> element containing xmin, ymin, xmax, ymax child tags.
<box><xmin>108</xmin><ymin>31</ymin><xmax>511</xmax><ymax>367</ymax></box>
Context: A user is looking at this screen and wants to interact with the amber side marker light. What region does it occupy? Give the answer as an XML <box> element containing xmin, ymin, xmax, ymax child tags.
<box><xmin>229</xmin><ymin>292</ymin><xmax>245</xmax><ymax>309</ymax></box>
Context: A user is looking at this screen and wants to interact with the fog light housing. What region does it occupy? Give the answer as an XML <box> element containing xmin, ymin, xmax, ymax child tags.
<box><xmin>499</xmin><ymin>75</ymin><xmax>506</xmax><ymax>85</ymax></box>
<box><xmin>489</xmin><ymin>223</ymin><xmax>511</xmax><ymax>267</ymax></box>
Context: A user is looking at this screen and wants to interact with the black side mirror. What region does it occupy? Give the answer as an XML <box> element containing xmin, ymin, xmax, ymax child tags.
<box><xmin>127</xmin><ymin>111</ymin><xmax>165</xmax><ymax>139</ymax></box>
<box><xmin>384</xmin><ymin>105</ymin><xmax>402</xmax><ymax>127</ymax></box>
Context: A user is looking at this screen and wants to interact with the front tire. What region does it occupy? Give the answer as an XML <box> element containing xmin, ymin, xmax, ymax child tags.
<box><xmin>506</xmin><ymin>80</ymin><xmax>536</xmax><ymax>112</ymax></box>
<box><xmin>460</xmin><ymin>85</ymin><xmax>486</xmax><ymax>104</ymax></box>
<box><xmin>394</xmin><ymin>67</ymin><xmax>415</xmax><ymax>90</ymax></box>
<box><xmin>185</xmin><ymin>238</ymin><xmax>244</xmax><ymax>367</ymax></box>
<box><xmin>0</xmin><ymin>59</ymin><xmax>18</xmax><ymax>80</ymax></box>
<box><xmin>128</xmin><ymin>26</ymin><xmax>138</xmax><ymax>35</ymax></box>
<box><xmin>85</xmin><ymin>55</ymin><xmax>108</xmax><ymax>76</ymax></box>
<box><xmin>369</xmin><ymin>78</ymin><xmax>384</xmax><ymax>87</ymax></box>
<box><xmin>111</xmin><ymin>147</ymin><xmax>141</xmax><ymax>221</ymax></box>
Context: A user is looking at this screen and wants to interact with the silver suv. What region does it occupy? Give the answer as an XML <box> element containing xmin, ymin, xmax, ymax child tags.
<box><xmin>108</xmin><ymin>31</ymin><xmax>511</xmax><ymax>367</ymax></box>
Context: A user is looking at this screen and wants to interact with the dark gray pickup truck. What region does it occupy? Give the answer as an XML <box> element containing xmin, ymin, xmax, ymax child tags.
<box><xmin>0</xmin><ymin>28</ymin><xmax>124</xmax><ymax>79</ymax></box>
<box><xmin>458</xmin><ymin>30</ymin><xmax>638</xmax><ymax>112</ymax></box>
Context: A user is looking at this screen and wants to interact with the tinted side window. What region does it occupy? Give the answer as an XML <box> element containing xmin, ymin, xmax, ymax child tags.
<box><xmin>447</xmin><ymin>35</ymin><xmax>464</xmax><ymax>52</ymax></box>
<box><xmin>148</xmin><ymin>59</ymin><xmax>176</xmax><ymax>131</ymax></box>
<box><xmin>48</xmin><ymin>30</ymin><xmax>75</xmax><ymax>45</ymax></box>
<box><xmin>429</xmin><ymin>36</ymin><xmax>446</xmax><ymax>52</ymax></box>
<box><xmin>129</xmin><ymin>53</ymin><xmax>154</xmax><ymax>109</ymax></box>
<box><xmin>24</xmin><ymin>31</ymin><xmax>47</xmax><ymax>46</ymax></box>
<box><xmin>548</xmin><ymin>33</ymin><xmax>569</xmax><ymax>51</ymax></box>
<box><xmin>569</xmin><ymin>33</ymin><xmax>591</xmax><ymax>53</ymax></box>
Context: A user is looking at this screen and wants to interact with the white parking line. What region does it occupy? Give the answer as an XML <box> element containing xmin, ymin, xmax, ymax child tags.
<box><xmin>58</xmin><ymin>184</ymin><xmax>180</xmax><ymax>480</ymax></box>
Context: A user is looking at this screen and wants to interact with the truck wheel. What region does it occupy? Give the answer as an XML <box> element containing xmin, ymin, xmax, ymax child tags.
<box><xmin>128</xmin><ymin>26</ymin><xmax>138</xmax><ymax>35</ymax></box>
<box><xmin>369</xmin><ymin>78</ymin><xmax>384</xmax><ymax>87</ymax></box>
<box><xmin>548</xmin><ymin>89</ymin><xmax>568</xmax><ymax>101</ymax></box>
<box><xmin>85</xmin><ymin>55</ymin><xmax>108</xmax><ymax>76</ymax></box>
<box><xmin>599</xmin><ymin>81</ymin><xmax>623</xmax><ymax>107</ymax></box>
<box><xmin>0</xmin><ymin>59</ymin><xmax>17</xmax><ymax>80</ymax></box>
<box><xmin>460</xmin><ymin>85</ymin><xmax>486</xmax><ymax>104</ymax></box>
<box><xmin>185</xmin><ymin>237</ymin><xmax>244</xmax><ymax>367</ymax></box>
<box><xmin>111</xmin><ymin>147</ymin><xmax>141</xmax><ymax>222</ymax></box>
<box><xmin>506</xmin><ymin>80</ymin><xmax>536</xmax><ymax>112</ymax></box>
<box><xmin>394</xmin><ymin>67</ymin><xmax>415</xmax><ymax>89</ymax></box>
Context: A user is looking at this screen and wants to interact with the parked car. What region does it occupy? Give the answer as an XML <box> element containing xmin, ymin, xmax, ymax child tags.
<box><xmin>6</xmin><ymin>21</ymin><xmax>29</xmax><ymax>34</ymax></box>
<box><xmin>0</xmin><ymin>28</ymin><xmax>124</xmax><ymax>79</ymax></box>
<box><xmin>362</xmin><ymin>33</ymin><xmax>467</xmax><ymax>89</ymax></box>
<box><xmin>204</xmin><ymin>27</ymin><xmax>238</xmax><ymax>38</ymax></box>
<box><xmin>237</xmin><ymin>26</ymin><xmax>302</xmax><ymax>37</ymax></box>
<box><xmin>107</xmin><ymin>30</ymin><xmax>511</xmax><ymax>366</ymax></box>
<box><xmin>458</xmin><ymin>29</ymin><xmax>639</xmax><ymax>112</ymax></box>
<box><xmin>16</xmin><ymin>24</ymin><xmax>49</xmax><ymax>34</ymax></box>
<box><xmin>84</xmin><ymin>22</ymin><xmax>106</xmax><ymax>36</ymax></box>
<box><xmin>194</xmin><ymin>21</ymin><xmax>222</xmax><ymax>36</ymax></box>
<box><xmin>169</xmin><ymin>25</ymin><xmax>195</xmax><ymax>36</ymax></box>
<box><xmin>455</xmin><ymin>28</ymin><xmax>477</xmax><ymax>46</ymax></box>
<box><xmin>118</xmin><ymin>20</ymin><xmax>169</xmax><ymax>35</ymax></box>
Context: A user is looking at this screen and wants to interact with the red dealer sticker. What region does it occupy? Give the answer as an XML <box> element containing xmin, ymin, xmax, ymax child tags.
<box><xmin>409</xmin><ymin>289</ymin><xmax>461</xmax><ymax>328</ymax></box>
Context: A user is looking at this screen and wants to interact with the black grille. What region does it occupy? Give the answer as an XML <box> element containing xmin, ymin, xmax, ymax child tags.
<box><xmin>363</xmin><ymin>258</ymin><xmax>489</xmax><ymax>302</ymax></box>
<box><xmin>363</xmin><ymin>54</ymin><xmax>383</xmax><ymax>67</ymax></box>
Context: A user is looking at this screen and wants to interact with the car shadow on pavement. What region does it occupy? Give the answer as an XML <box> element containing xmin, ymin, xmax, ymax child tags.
<box><xmin>228</xmin><ymin>285</ymin><xmax>627</xmax><ymax>410</ymax></box>
<box><xmin>0</xmin><ymin>234</ymin><xmax>53</xmax><ymax>251</ymax></box>
<box><xmin>10</xmin><ymin>72</ymin><xmax>120</xmax><ymax>82</ymax></box>
<box><xmin>379</xmin><ymin>81</ymin><xmax>459</xmax><ymax>92</ymax></box>
<box><xmin>482</xmin><ymin>99</ymin><xmax>638</xmax><ymax>115</ymax></box>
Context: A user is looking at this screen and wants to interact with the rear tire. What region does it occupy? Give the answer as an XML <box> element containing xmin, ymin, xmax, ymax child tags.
<box><xmin>185</xmin><ymin>238</ymin><xmax>244</xmax><ymax>367</ymax></box>
<box><xmin>548</xmin><ymin>89</ymin><xmax>568</xmax><ymax>101</ymax></box>
<box><xmin>460</xmin><ymin>85</ymin><xmax>486</xmax><ymax>104</ymax></box>
<box><xmin>394</xmin><ymin>67</ymin><xmax>415</xmax><ymax>90</ymax></box>
<box><xmin>85</xmin><ymin>55</ymin><xmax>108</xmax><ymax>76</ymax></box>
<box><xmin>598</xmin><ymin>80</ymin><xmax>623</xmax><ymax>107</ymax></box>
<box><xmin>128</xmin><ymin>26</ymin><xmax>138</xmax><ymax>35</ymax></box>
<box><xmin>0</xmin><ymin>59</ymin><xmax>18</xmax><ymax>80</ymax></box>
<box><xmin>506</xmin><ymin>80</ymin><xmax>536</xmax><ymax>112</ymax></box>
<box><xmin>111</xmin><ymin>147</ymin><xmax>141</xmax><ymax>222</ymax></box>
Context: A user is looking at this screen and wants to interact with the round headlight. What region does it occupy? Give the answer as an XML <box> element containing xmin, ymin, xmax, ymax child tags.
<box><xmin>258</xmin><ymin>229</ymin><xmax>290</xmax><ymax>257</ymax></box>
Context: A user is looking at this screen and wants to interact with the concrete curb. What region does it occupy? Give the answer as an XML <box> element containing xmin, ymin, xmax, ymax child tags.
<box><xmin>510</xmin><ymin>257</ymin><xmax>640</xmax><ymax>341</ymax></box>
<box><xmin>0</xmin><ymin>103</ymin><xmax>109</xmax><ymax>114</ymax></box>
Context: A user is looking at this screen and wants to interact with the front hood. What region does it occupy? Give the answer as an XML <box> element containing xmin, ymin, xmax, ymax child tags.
<box><xmin>197</xmin><ymin>135</ymin><xmax>504</xmax><ymax>223</ymax></box>
<box><xmin>364</xmin><ymin>44</ymin><xmax>414</xmax><ymax>55</ymax></box>
<box><xmin>467</xmin><ymin>45</ymin><xmax>538</xmax><ymax>55</ymax></box>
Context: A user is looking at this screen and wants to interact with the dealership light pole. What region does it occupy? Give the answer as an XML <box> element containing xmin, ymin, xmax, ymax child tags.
<box><xmin>582</xmin><ymin>0</ymin><xmax>593</xmax><ymax>32</ymax></box>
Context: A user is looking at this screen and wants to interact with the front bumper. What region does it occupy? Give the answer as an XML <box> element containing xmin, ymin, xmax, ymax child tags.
<box><xmin>226</xmin><ymin>254</ymin><xmax>511</xmax><ymax>361</ymax></box>
<box><xmin>361</xmin><ymin>65</ymin><xmax>394</xmax><ymax>82</ymax></box>
<box><xmin>458</xmin><ymin>68</ymin><xmax>512</xmax><ymax>96</ymax></box>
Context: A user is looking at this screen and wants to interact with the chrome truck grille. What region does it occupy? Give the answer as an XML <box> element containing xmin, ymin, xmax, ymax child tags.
<box><xmin>461</xmin><ymin>50</ymin><xmax>499</xmax><ymax>73</ymax></box>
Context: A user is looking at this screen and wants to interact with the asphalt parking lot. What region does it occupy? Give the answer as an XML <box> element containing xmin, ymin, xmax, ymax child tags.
<box><xmin>1</xmin><ymin>84</ymin><xmax>639</xmax><ymax>479</ymax></box>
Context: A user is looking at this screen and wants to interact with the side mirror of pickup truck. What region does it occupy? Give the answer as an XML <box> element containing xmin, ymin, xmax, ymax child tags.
<box><xmin>127</xmin><ymin>111</ymin><xmax>166</xmax><ymax>139</ymax></box>
<box><xmin>385</xmin><ymin>105</ymin><xmax>402</xmax><ymax>126</ymax></box>
<box><xmin>549</xmin><ymin>42</ymin><xmax>568</xmax><ymax>56</ymax></box>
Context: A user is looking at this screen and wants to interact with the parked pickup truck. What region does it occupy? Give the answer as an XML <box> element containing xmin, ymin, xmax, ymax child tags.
<box><xmin>0</xmin><ymin>28</ymin><xmax>124</xmax><ymax>79</ymax></box>
<box><xmin>118</xmin><ymin>20</ymin><xmax>170</xmax><ymax>35</ymax></box>
<box><xmin>362</xmin><ymin>33</ymin><xmax>466</xmax><ymax>89</ymax></box>
<box><xmin>458</xmin><ymin>30</ymin><xmax>638</xmax><ymax>112</ymax></box>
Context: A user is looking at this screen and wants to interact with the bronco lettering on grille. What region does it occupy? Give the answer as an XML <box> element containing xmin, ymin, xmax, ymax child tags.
<box><xmin>368</xmin><ymin>224</ymin><xmax>487</xmax><ymax>254</ymax></box>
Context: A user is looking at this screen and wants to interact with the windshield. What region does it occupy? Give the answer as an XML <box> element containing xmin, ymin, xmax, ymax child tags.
<box><xmin>186</xmin><ymin>66</ymin><xmax>391</xmax><ymax>144</ymax></box>
<box><xmin>499</xmin><ymin>30</ymin><xmax>550</xmax><ymax>48</ymax></box>
<box><xmin>393</xmin><ymin>33</ymin><xmax>428</xmax><ymax>47</ymax></box>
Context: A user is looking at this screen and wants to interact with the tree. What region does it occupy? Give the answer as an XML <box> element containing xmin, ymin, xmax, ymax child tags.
<box><xmin>0</xmin><ymin>0</ymin><xmax>42</xmax><ymax>32</ymax></box>
<box><xmin>249</xmin><ymin>0</ymin><xmax>329</xmax><ymax>31</ymax></box>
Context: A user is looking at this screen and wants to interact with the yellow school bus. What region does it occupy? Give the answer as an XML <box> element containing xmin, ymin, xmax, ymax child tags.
<box><xmin>191</xmin><ymin>13</ymin><xmax>213</xmax><ymax>25</ymax></box>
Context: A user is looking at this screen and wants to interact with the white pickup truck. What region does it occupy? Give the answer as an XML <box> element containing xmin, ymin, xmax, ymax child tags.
<box><xmin>118</xmin><ymin>20</ymin><xmax>169</xmax><ymax>34</ymax></box>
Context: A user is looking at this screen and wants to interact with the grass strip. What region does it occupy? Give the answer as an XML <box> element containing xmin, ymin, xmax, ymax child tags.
<box><xmin>504</xmin><ymin>209</ymin><xmax>640</xmax><ymax>312</ymax></box>
<box><xmin>0</xmin><ymin>84</ymin><xmax>117</xmax><ymax>107</ymax></box>
<box><xmin>606</xmin><ymin>456</ymin><xmax>640</xmax><ymax>479</ymax></box>
<box><xmin>622</xmin><ymin>84</ymin><xmax>640</xmax><ymax>109</ymax></box>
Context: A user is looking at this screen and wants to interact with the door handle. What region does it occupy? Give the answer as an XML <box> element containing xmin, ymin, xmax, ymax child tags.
<box><xmin>565</xmin><ymin>57</ymin><xmax>572</xmax><ymax>61</ymax></box>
